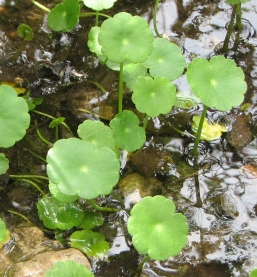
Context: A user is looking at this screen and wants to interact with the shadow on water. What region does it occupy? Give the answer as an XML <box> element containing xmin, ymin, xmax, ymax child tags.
<box><xmin>1</xmin><ymin>0</ymin><xmax>257</xmax><ymax>276</ymax></box>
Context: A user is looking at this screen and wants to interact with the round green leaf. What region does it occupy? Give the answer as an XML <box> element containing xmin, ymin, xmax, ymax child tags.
<box><xmin>250</xmin><ymin>269</ymin><xmax>257</xmax><ymax>277</ymax></box>
<box><xmin>0</xmin><ymin>218</ymin><xmax>7</xmax><ymax>242</ymax></box>
<box><xmin>77</xmin><ymin>120</ymin><xmax>116</xmax><ymax>151</ymax></box>
<box><xmin>109</xmin><ymin>110</ymin><xmax>146</xmax><ymax>152</ymax></box>
<box><xmin>186</xmin><ymin>56</ymin><xmax>247</xmax><ymax>111</ymax></box>
<box><xmin>45</xmin><ymin>260</ymin><xmax>94</xmax><ymax>277</ymax></box>
<box><xmin>46</xmin><ymin>138</ymin><xmax>120</xmax><ymax>199</ymax></box>
<box><xmin>49</xmin><ymin>181</ymin><xmax>78</xmax><ymax>203</ymax></box>
<box><xmin>37</xmin><ymin>194</ymin><xmax>84</xmax><ymax>230</ymax></box>
<box><xmin>17</xmin><ymin>24</ymin><xmax>34</xmax><ymax>41</ymax></box>
<box><xmin>70</xmin><ymin>230</ymin><xmax>109</xmax><ymax>257</ymax></box>
<box><xmin>98</xmin><ymin>12</ymin><xmax>154</xmax><ymax>63</ymax></box>
<box><xmin>127</xmin><ymin>195</ymin><xmax>188</xmax><ymax>260</ymax></box>
<box><xmin>132</xmin><ymin>76</ymin><xmax>177</xmax><ymax>117</ymax></box>
<box><xmin>143</xmin><ymin>38</ymin><xmax>186</xmax><ymax>81</ymax></box>
<box><xmin>83</xmin><ymin>0</ymin><xmax>117</xmax><ymax>11</ymax></box>
<box><xmin>88</xmin><ymin>26</ymin><xmax>102</xmax><ymax>56</ymax></box>
<box><xmin>0</xmin><ymin>85</ymin><xmax>30</xmax><ymax>148</ymax></box>
<box><xmin>47</xmin><ymin>0</ymin><xmax>80</xmax><ymax>32</ymax></box>
<box><xmin>77</xmin><ymin>211</ymin><xmax>103</xmax><ymax>230</ymax></box>
<box><xmin>0</xmin><ymin>153</ymin><xmax>9</xmax><ymax>174</ymax></box>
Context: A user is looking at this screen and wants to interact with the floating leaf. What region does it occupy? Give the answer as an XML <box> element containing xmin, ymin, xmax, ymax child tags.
<box><xmin>49</xmin><ymin>117</ymin><xmax>65</xmax><ymax>128</ymax></box>
<box><xmin>98</xmin><ymin>12</ymin><xmax>154</xmax><ymax>63</ymax></box>
<box><xmin>0</xmin><ymin>218</ymin><xmax>6</xmax><ymax>242</ymax></box>
<box><xmin>37</xmin><ymin>194</ymin><xmax>84</xmax><ymax>230</ymax></box>
<box><xmin>47</xmin><ymin>0</ymin><xmax>80</xmax><ymax>32</ymax></box>
<box><xmin>70</xmin><ymin>230</ymin><xmax>109</xmax><ymax>257</ymax></box>
<box><xmin>110</xmin><ymin>110</ymin><xmax>146</xmax><ymax>152</ymax></box>
<box><xmin>127</xmin><ymin>195</ymin><xmax>188</xmax><ymax>260</ymax></box>
<box><xmin>186</xmin><ymin>56</ymin><xmax>247</xmax><ymax>111</ymax></box>
<box><xmin>0</xmin><ymin>153</ymin><xmax>9</xmax><ymax>174</ymax></box>
<box><xmin>17</xmin><ymin>24</ymin><xmax>34</xmax><ymax>41</ymax></box>
<box><xmin>46</xmin><ymin>138</ymin><xmax>120</xmax><ymax>199</ymax></box>
<box><xmin>142</xmin><ymin>38</ymin><xmax>186</xmax><ymax>81</ymax></box>
<box><xmin>49</xmin><ymin>181</ymin><xmax>78</xmax><ymax>203</ymax></box>
<box><xmin>132</xmin><ymin>76</ymin><xmax>177</xmax><ymax>117</ymax></box>
<box><xmin>45</xmin><ymin>260</ymin><xmax>94</xmax><ymax>277</ymax></box>
<box><xmin>250</xmin><ymin>269</ymin><xmax>257</xmax><ymax>277</ymax></box>
<box><xmin>191</xmin><ymin>115</ymin><xmax>228</xmax><ymax>141</ymax></box>
<box><xmin>78</xmin><ymin>120</ymin><xmax>116</xmax><ymax>151</ymax></box>
<box><xmin>77</xmin><ymin>211</ymin><xmax>103</xmax><ymax>230</ymax></box>
<box><xmin>124</xmin><ymin>63</ymin><xmax>148</xmax><ymax>90</ymax></box>
<box><xmin>88</xmin><ymin>26</ymin><xmax>102</xmax><ymax>56</ymax></box>
<box><xmin>0</xmin><ymin>85</ymin><xmax>30</xmax><ymax>148</ymax></box>
<box><xmin>83</xmin><ymin>0</ymin><xmax>117</xmax><ymax>11</ymax></box>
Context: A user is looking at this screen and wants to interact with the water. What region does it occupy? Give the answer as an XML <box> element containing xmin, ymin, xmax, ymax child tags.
<box><xmin>0</xmin><ymin>0</ymin><xmax>257</xmax><ymax>276</ymax></box>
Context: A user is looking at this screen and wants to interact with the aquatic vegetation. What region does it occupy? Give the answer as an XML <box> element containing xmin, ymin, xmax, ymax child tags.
<box><xmin>250</xmin><ymin>269</ymin><xmax>257</xmax><ymax>277</ymax></box>
<box><xmin>127</xmin><ymin>196</ymin><xmax>188</xmax><ymax>261</ymax></box>
<box><xmin>45</xmin><ymin>260</ymin><xmax>95</xmax><ymax>277</ymax></box>
<box><xmin>186</xmin><ymin>55</ymin><xmax>247</xmax><ymax>155</ymax></box>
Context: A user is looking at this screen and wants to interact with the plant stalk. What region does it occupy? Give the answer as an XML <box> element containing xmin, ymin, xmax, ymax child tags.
<box><xmin>18</xmin><ymin>178</ymin><xmax>45</xmax><ymax>195</ymax></box>
<box><xmin>12</xmin><ymin>41</ymin><xmax>26</xmax><ymax>61</ymax></box>
<box><xmin>153</xmin><ymin>0</ymin><xmax>162</xmax><ymax>38</ymax></box>
<box><xmin>88</xmin><ymin>199</ymin><xmax>118</xmax><ymax>213</ymax></box>
<box><xmin>10</xmin><ymin>174</ymin><xmax>49</xmax><ymax>181</ymax></box>
<box><xmin>118</xmin><ymin>62</ymin><xmax>124</xmax><ymax>114</ymax></box>
<box><xmin>192</xmin><ymin>104</ymin><xmax>208</xmax><ymax>156</ymax></box>
<box><xmin>137</xmin><ymin>255</ymin><xmax>151</xmax><ymax>273</ymax></box>
<box><xmin>222</xmin><ymin>4</ymin><xmax>237</xmax><ymax>53</ymax></box>
<box><xmin>235</xmin><ymin>3</ymin><xmax>243</xmax><ymax>31</ymax></box>
<box><xmin>143</xmin><ymin>115</ymin><xmax>149</xmax><ymax>129</ymax></box>
<box><xmin>24</xmin><ymin>149</ymin><xmax>47</xmax><ymax>163</ymax></box>
<box><xmin>79</xmin><ymin>12</ymin><xmax>111</xmax><ymax>19</ymax></box>
<box><xmin>30</xmin><ymin>0</ymin><xmax>50</xmax><ymax>12</ymax></box>
<box><xmin>35</xmin><ymin>119</ymin><xmax>53</xmax><ymax>146</ymax></box>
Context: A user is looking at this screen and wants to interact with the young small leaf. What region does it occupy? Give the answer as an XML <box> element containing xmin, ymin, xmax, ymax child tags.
<box><xmin>98</xmin><ymin>12</ymin><xmax>154</xmax><ymax>63</ymax></box>
<box><xmin>45</xmin><ymin>260</ymin><xmax>94</xmax><ymax>277</ymax></box>
<box><xmin>127</xmin><ymin>195</ymin><xmax>188</xmax><ymax>260</ymax></box>
<box><xmin>47</xmin><ymin>0</ymin><xmax>80</xmax><ymax>32</ymax></box>
<box><xmin>0</xmin><ymin>153</ymin><xmax>9</xmax><ymax>174</ymax></box>
<box><xmin>191</xmin><ymin>115</ymin><xmax>228</xmax><ymax>141</ymax></box>
<box><xmin>132</xmin><ymin>76</ymin><xmax>177</xmax><ymax>117</ymax></box>
<box><xmin>110</xmin><ymin>110</ymin><xmax>146</xmax><ymax>152</ymax></box>
<box><xmin>70</xmin><ymin>230</ymin><xmax>109</xmax><ymax>257</ymax></box>
<box><xmin>17</xmin><ymin>24</ymin><xmax>34</xmax><ymax>41</ymax></box>
<box><xmin>186</xmin><ymin>56</ymin><xmax>247</xmax><ymax>111</ymax></box>
<box><xmin>83</xmin><ymin>0</ymin><xmax>117</xmax><ymax>11</ymax></box>
<box><xmin>46</xmin><ymin>138</ymin><xmax>120</xmax><ymax>199</ymax></box>
<box><xmin>0</xmin><ymin>85</ymin><xmax>30</xmax><ymax>148</ymax></box>
<box><xmin>143</xmin><ymin>38</ymin><xmax>186</xmax><ymax>81</ymax></box>
<box><xmin>37</xmin><ymin>194</ymin><xmax>84</xmax><ymax>230</ymax></box>
<box><xmin>49</xmin><ymin>117</ymin><xmax>65</xmax><ymax>128</ymax></box>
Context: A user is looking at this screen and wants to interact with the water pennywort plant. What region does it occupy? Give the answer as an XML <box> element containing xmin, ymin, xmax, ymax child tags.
<box><xmin>186</xmin><ymin>55</ymin><xmax>247</xmax><ymax>156</ymax></box>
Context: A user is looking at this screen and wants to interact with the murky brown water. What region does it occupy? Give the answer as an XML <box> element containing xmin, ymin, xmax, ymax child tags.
<box><xmin>1</xmin><ymin>0</ymin><xmax>257</xmax><ymax>276</ymax></box>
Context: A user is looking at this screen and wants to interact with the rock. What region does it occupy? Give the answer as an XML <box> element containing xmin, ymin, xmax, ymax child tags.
<box><xmin>8</xmin><ymin>248</ymin><xmax>91</xmax><ymax>277</ymax></box>
<box><xmin>1</xmin><ymin>224</ymin><xmax>91</xmax><ymax>276</ymax></box>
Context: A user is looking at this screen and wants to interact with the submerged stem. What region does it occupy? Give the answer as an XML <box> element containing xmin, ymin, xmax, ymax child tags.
<box><xmin>88</xmin><ymin>199</ymin><xmax>118</xmax><ymax>213</ymax></box>
<box><xmin>137</xmin><ymin>255</ymin><xmax>151</xmax><ymax>273</ymax></box>
<box><xmin>30</xmin><ymin>0</ymin><xmax>50</xmax><ymax>12</ymax></box>
<box><xmin>235</xmin><ymin>3</ymin><xmax>243</xmax><ymax>31</ymax></box>
<box><xmin>10</xmin><ymin>174</ymin><xmax>49</xmax><ymax>181</ymax></box>
<box><xmin>192</xmin><ymin>105</ymin><xmax>208</xmax><ymax>156</ymax></box>
<box><xmin>222</xmin><ymin>4</ymin><xmax>236</xmax><ymax>53</ymax></box>
<box><xmin>35</xmin><ymin>119</ymin><xmax>53</xmax><ymax>146</ymax></box>
<box><xmin>143</xmin><ymin>115</ymin><xmax>149</xmax><ymax>130</ymax></box>
<box><xmin>18</xmin><ymin>178</ymin><xmax>45</xmax><ymax>195</ymax></box>
<box><xmin>118</xmin><ymin>62</ymin><xmax>124</xmax><ymax>114</ymax></box>
<box><xmin>153</xmin><ymin>0</ymin><xmax>162</xmax><ymax>38</ymax></box>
